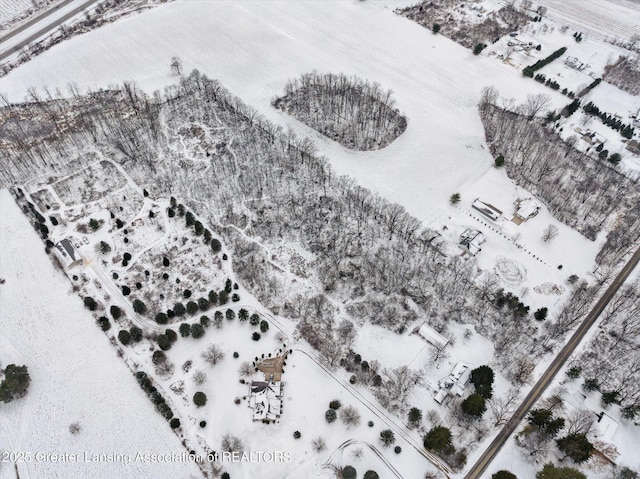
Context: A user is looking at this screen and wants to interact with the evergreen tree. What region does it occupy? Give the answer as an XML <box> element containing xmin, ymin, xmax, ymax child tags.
<box><xmin>0</xmin><ymin>364</ymin><xmax>31</xmax><ymax>402</ymax></box>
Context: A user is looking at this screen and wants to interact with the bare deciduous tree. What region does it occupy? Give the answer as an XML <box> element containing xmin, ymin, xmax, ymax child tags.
<box><xmin>221</xmin><ymin>434</ymin><xmax>244</xmax><ymax>453</ymax></box>
<box><xmin>542</xmin><ymin>224</ymin><xmax>559</xmax><ymax>242</ymax></box>
<box><xmin>202</xmin><ymin>344</ymin><xmax>225</xmax><ymax>366</ymax></box>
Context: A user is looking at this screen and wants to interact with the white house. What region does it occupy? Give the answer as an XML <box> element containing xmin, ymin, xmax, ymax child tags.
<box><xmin>459</xmin><ymin>228</ymin><xmax>485</xmax><ymax>255</ymax></box>
<box><xmin>565</xmin><ymin>56</ymin><xmax>584</xmax><ymax>70</ymax></box>
<box><xmin>248</xmin><ymin>381</ymin><xmax>283</xmax><ymax>423</ymax></box>
<box><xmin>512</xmin><ymin>198</ymin><xmax>541</xmax><ymax>224</ymax></box>
<box><xmin>434</xmin><ymin>362</ymin><xmax>471</xmax><ymax>404</ymax></box>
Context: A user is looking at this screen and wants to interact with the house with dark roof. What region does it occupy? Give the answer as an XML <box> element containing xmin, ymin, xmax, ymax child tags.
<box><xmin>54</xmin><ymin>237</ymin><xmax>83</xmax><ymax>268</ymax></box>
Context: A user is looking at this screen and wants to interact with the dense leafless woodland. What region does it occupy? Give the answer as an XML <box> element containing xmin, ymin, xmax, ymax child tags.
<box><xmin>603</xmin><ymin>56</ymin><xmax>640</xmax><ymax>96</ymax></box>
<box><xmin>569</xmin><ymin>280</ymin><xmax>640</xmax><ymax>416</ymax></box>
<box><xmin>272</xmin><ymin>72</ymin><xmax>407</xmax><ymax>150</ymax></box>
<box><xmin>479</xmin><ymin>89</ymin><xmax>640</xmax><ymax>251</ymax></box>
<box><xmin>398</xmin><ymin>1</ymin><xmax>531</xmax><ymax>49</ymax></box>
<box><xmin>0</xmin><ymin>71</ymin><xmax>631</xmax><ymax>388</ymax></box>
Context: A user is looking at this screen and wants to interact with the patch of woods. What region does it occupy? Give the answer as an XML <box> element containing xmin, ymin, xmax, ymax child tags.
<box><xmin>272</xmin><ymin>72</ymin><xmax>407</xmax><ymax>151</ymax></box>
<box><xmin>398</xmin><ymin>1</ymin><xmax>531</xmax><ymax>50</ymax></box>
<box><xmin>603</xmin><ymin>55</ymin><xmax>640</xmax><ymax>96</ymax></box>
<box><xmin>567</xmin><ymin>279</ymin><xmax>640</xmax><ymax>420</ymax></box>
<box><xmin>478</xmin><ymin>87</ymin><xmax>640</xmax><ymax>252</ymax></box>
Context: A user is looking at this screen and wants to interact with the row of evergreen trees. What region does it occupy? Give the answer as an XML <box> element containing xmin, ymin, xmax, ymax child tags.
<box><xmin>583</xmin><ymin>102</ymin><xmax>635</xmax><ymax>139</ymax></box>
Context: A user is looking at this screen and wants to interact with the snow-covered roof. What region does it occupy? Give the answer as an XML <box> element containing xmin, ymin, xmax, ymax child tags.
<box><xmin>53</xmin><ymin>237</ymin><xmax>82</xmax><ymax>268</ymax></box>
<box><xmin>416</xmin><ymin>323</ymin><xmax>449</xmax><ymax>348</ymax></box>
<box><xmin>459</xmin><ymin>228</ymin><xmax>485</xmax><ymax>255</ymax></box>
<box><xmin>249</xmin><ymin>381</ymin><xmax>282</xmax><ymax>422</ymax></box>
<box><xmin>472</xmin><ymin>199</ymin><xmax>502</xmax><ymax>221</ymax></box>
<box><xmin>595</xmin><ymin>412</ymin><xmax>618</xmax><ymax>443</ymax></box>
<box><xmin>514</xmin><ymin>198</ymin><xmax>541</xmax><ymax>221</ymax></box>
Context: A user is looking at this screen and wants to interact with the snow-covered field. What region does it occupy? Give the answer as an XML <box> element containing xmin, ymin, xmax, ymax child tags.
<box><xmin>2</xmin><ymin>0</ymin><xmax>639</xmax><ymax>477</ymax></box>
<box><xmin>0</xmin><ymin>0</ymin><xmax>63</xmax><ymax>31</ymax></box>
<box><xmin>0</xmin><ymin>189</ymin><xmax>202</xmax><ymax>479</ymax></box>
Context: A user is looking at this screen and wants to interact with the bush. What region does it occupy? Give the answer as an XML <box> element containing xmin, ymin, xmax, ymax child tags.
<box><xmin>342</xmin><ymin>466</ymin><xmax>357</xmax><ymax>479</ymax></box>
<box><xmin>118</xmin><ymin>330</ymin><xmax>131</xmax><ymax>345</ymax></box>
<box><xmin>461</xmin><ymin>393</ymin><xmax>486</xmax><ymax>417</ymax></box>
<box><xmin>152</xmin><ymin>350</ymin><xmax>166</xmax><ymax>364</ymax></box>
<box><xmin>158</xmin><ymin>334</ymin><xmax>172</xmax><ymax>351</ymax></box>
<box><xmin>432</xmin><ymin>23</ymin><xmax>441</xmax><ymax>34</ymax></box>
<box><xmin>492</xmin><ymin>471</ymin><xmax>518</xmax><ymax>479</ymax></box>
<box><xmin>173</xmin><ymin>302</ymin><xmax>186</xmax><ymax>316</ymax></box>
<box><xmin>98</xmin><ymin>317</ymin><xmax>111</xmax><ymax>331</ymax></box>
<box><xmin>191</xmin><ymin>323</ymin><xmax>205</xmax><ymax>339</ymax></box>
<box><xmin>211</xmin><ymin>238</ymin><xmax>222</xmax><ymax>254</ymax></box>
<box><xmin>260</xmin><ymin>320</ymin><xmax>269</xmax><ymax>332</ymax></box>
<box><xmin>0</xmin><ymin>364</ymin><xmax>31</xmax><ymax>402</ymax></box>
<box><xmin>249</xmin><ymin>314</ymin><xmax>260</xmax><ymax>326</ymax></box>
<box><xmin>130</xmin><ymin>326</ymin><xmax>143</xmax><ymax>342</ymax></box>
<box><xmin>380</xmin><ymin>429</ymin><xmax>395</xmax><ymax>447</ymax></box>
<box><xmin>132</xmin><ymin>299</ymin><xmax>147</xmax><ymax>314</ymax></box>
<box><xmin>110</xmin><ymin>305</ymin><xmax>122</xmax><ymax>320</ymax></box>
<box><xmin>556</xmin><ymin>433</ymin><xmax>593</xmax><ymax>463</ymax></box>
<box><xmin>534</xmin><ymin>307</ymin><xmax>548</xmax><ymax>321</ymax></box>
<box><xmin>170</xmin><ymin>418</ymin><xmax>180</xmax><ymax>429</ymax></box>
<box><xmin>179</xmin><ymin>323</ymin><xmax>191</xmax><ymax>337</ymax></box>
<box><xmin>155</xmin><ymin>312</ymin><xmax>168</xmax><ymax>324</ymax></box>
<box><xmin>193</xmin><ymin>391</ymin><xmax>207</xmax><ymax>407</ymax></box>
<box><xmin>186</xmin><ymin>301</ymin><xmax>199</xmax><ymax>315</ymax></box>
<box><xmin>83</xmin><ymin>296</ymin><xmax>98</xmax><ymax>311</ymax></box>
<box><xmin>293</xmin><ymin>431</ymin><xmax>301</xmax><ymax>439</ymax></box>
<box><xmin>450</xmin><ymin>193</ymin><xmax>461</xmax><ymax>204</ymax></box>
<box><xmin>394</xmin><ymin>446</ymin><xmax>401</xmax><ymax>454</ymax></box>
<box><xmin>329</xmin><ymin>399</ymin><xmax>342</xmax><ymax>410</ymax></box>
<box><xmin>252</xmin><ymin>332</ymin><xmax>261</xmax><ymax>341</ymax></box>
<box><xmin>325</xmin><ymin>409</ymin><xmax>337</xmax><ymax>423</ymax></box>
<box><xmin>200</xmin><ymin>420</ymin><xmax>207</xmax><ymax>428</ymax></box>
<box><xmin>226</xmin><ymin>309</ymin><xmax>236</xmax><ymax>321</ymax></box>
<box><xmin>473</xmin><ymin>43</ymin><xmax>487</xmax><ymax>55</ymax></box>
<box><xmin>423</xmin><ymin>426</ymin><xmax>453</xmax><ymax>453</ymax></box>
<box><xmin>219</xmin><ymin>291</ymin><xmax>229</xmax><ymax>305</ymax></box>
<box><xmin>494</xmin><ymin>154</ymin><xmax>505</xmax><ymax>167</ymax></box>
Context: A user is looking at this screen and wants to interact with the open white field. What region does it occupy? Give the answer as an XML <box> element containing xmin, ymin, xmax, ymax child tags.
<box><xmin>526</xmin><ymin>0</ymin><xmax>640</xmax><ymax>43</ymax></box>
<box><xmin>0</xmin><ymin>189</ymin><xmax>201</xmax><ymax>479</ymax></box>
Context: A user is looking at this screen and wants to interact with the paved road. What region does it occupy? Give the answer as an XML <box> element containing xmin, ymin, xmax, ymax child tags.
<box><xmin>0</xmin><ymin>0</ymin><xmax>101</xmax><ymax>61</ymax></box>
<box><xmin>465</xmin><ymin>244</ymin><xmax>640</xmax><ymax>479</ymax></box>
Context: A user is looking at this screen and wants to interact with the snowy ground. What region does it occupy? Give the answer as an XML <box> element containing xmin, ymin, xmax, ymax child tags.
<box><xmin>0</xmin><ymin>188</ymin><xmax>202</xmax><ymax>479</ymax></box>
<box><xmin>2</xmin><ymin>0</ymin><xmax>639</xmax><ymax>477</ymax></box>
<box><xmin>0</xmin><ymin>0</ymin><xmax>64</xmax><ymax>32</ymax></box>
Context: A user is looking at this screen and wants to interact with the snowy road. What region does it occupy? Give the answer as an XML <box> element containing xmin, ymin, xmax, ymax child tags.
<box><xmin>465</xmin><ymin>243</ymin><xmax>640</xmax><ymax>479</ymax></box>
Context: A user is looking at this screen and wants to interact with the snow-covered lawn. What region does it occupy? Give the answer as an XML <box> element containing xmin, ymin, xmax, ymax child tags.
<box><xmin>0</xmin><ymin>188</ymin><xmax>202</xmax><ymax>479</ymax></box>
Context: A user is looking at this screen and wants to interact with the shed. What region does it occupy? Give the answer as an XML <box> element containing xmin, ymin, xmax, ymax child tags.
<box><xmin>472</xmin><ymin>199</ymin><xmax>502</xmax><ymax>221</ymax></box>
<box><xmin>415</xmin><ymin>322</ymin><xmax>449</xmax><ymax>349</ymax></box>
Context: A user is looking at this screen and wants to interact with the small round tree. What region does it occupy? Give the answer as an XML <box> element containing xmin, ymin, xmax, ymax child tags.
<box><xmin>118</xmin><ymin>329</ymin><xmax>132</xmax><ymax>345</ymax></box>
<box><xmin>364</xmin><ymin>471</ymin><xmax>380</xmax><ymax>479</ymax></box>
<box><xmin>170</xmin><ymin>418</ymin><xmax>180</xmax><ymax>429</ymax></box>
<box><xmin>260</xmin><ymin>320</ymin><xmax>269</xmax><ymax>333</ymax></box>
<box><xmin>342</xmin><ymin>466</ymin><xmax>357</xmax><ymax>479</ymax></box>
<box><xmin>423</xmin><ymin>426</ymin><xmax>453</xmax><ymax>453</ymax></box>
<box><xmin>191</xmin><ymin>324</ymin><xmax>206</xmax><ymax>339</ymax></box>
<box><xmin>325</xmin><ymin>409</ymin><xmax>337</xmax><ymax>423</ymax></box>
<box><xmin>492</xmin><ymin>470</ymin><xmax>517</xmax><ymax>479</ymax></box>
<box><xmin>461</xmin><ymin>393</ymin><xmax>487</xmax><ymax>417</ymax></box>
<box><xmin>193</xmin><ymin>391</ymin><xmax>207</xmax><ymax>407</ymax></box>
<box><xmin>132</xmin><ymin>299</ymin><xmax>147</xmax><ymax>315</ymax></box>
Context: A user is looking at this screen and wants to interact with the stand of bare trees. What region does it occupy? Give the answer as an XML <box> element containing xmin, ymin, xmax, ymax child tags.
<box><xmin>273</xmin><ymin>72</ymin><xmax>407</xmax><ymax>150</ymax></box>
<box><xmin>479</xmin><ymin>88</ymin><xmax>640</xmax><ymax>244</ymax></box>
